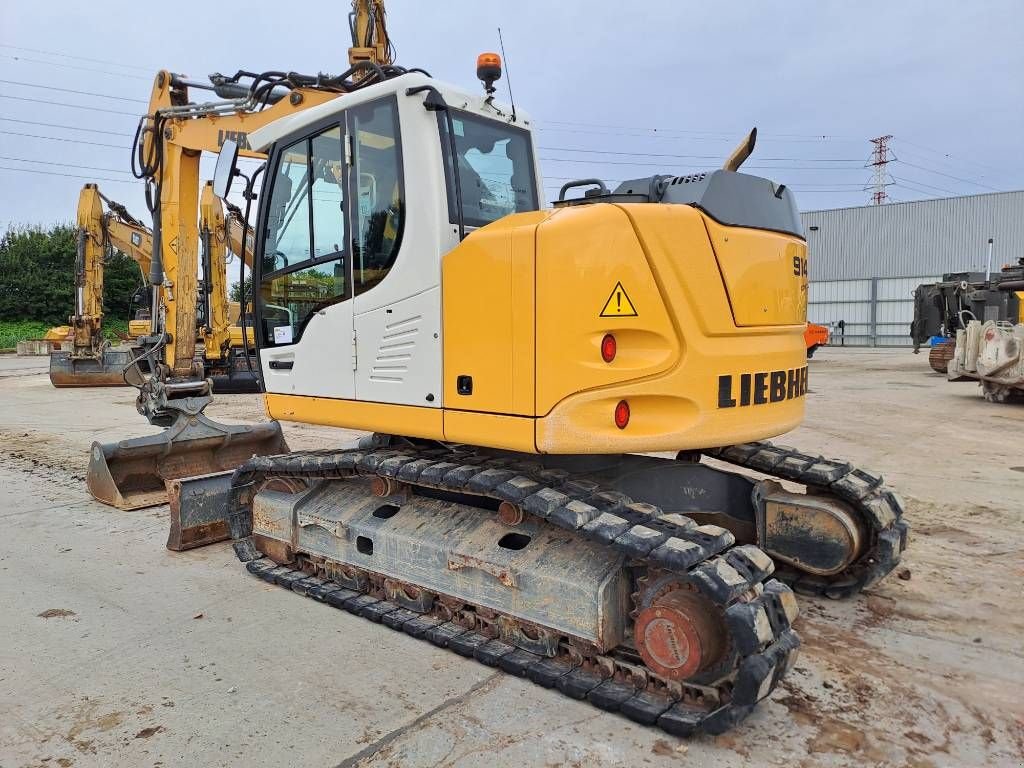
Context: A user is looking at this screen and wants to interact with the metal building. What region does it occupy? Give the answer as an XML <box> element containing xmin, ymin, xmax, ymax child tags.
<box><xmin>800</xmin><ymin>190</ymin><xmax>1024</xmax><ymax>346</ymax></box>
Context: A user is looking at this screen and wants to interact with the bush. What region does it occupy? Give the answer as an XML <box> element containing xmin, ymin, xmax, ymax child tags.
<box><xmin>0</xmin><ymin>224</ymin><xmax>146</xmax><ymax>326</ymax></box>
<box><xmin>0</xmin><ymin>320</ymin><xmax>51</xmax><ymax>349</ymax></box>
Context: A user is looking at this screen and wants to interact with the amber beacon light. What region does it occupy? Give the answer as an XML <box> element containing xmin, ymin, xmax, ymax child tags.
<box><xmin>476</xmin><ymin>52</ymin><xmax>502</xmax><ymax>94</ymax></box>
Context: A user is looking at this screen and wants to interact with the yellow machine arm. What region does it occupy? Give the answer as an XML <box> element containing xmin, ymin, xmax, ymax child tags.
<box><xmin>71</xmin><ymin>184</ymin><xmax>106</xmax><ymax>354</ymax></box>
<box><xmin>349</xmin><ymin>0</ymin><xmax>393</xmax><ymax>70</ymax></box>
<box><xmin>104</xmin><ymin>218</ymin><xmax>153</xmax><ymax>276</ymax></box>
<box><xmin>199</xmin><ymin>183</ymin><xmax>255</xmax><ymax>360</ymax></box>
<box><xmin>137</xmin><ymin>70</ymin><xmax>337</xmax><ymax>379</ymax></box>
<box><xmin>69</xmin><ymin>184</ymin><xmax>152</xmax><ymax>353</ymax></box>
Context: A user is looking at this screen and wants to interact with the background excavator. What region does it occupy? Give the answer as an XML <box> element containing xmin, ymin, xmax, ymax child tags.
<box><xmin>49</xmin><ymin>184</ymin><xmax>261</xmax><ymax>391</ymax></box>
<box><xmin>48</xmin><ymin>184</ymin><xmax>152</xmax><ymax>387</ymax></box>
<box><xmin>84</xmin><ymin>0</ymin><xmax>908</xmax><ymax>737</ymax></box>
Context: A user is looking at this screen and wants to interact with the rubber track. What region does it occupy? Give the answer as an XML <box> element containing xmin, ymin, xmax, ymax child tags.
<box><xmin>707</xmin><ymin>441</ymin><xmax>910</xmax><ymax>599</ymax></box>
<box><xmin>227</xmin><ymin>446</ymin><xmax>802</xmax><ymax>736</ymax></box>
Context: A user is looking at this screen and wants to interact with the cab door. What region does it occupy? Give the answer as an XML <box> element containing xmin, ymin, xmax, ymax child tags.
<box><xmin>258</xmin><ymin>122</ymin><xmax>356</xmax><ymax>399</ymax></box>
<box><xmin>348</xmin><ymin>95</ymin><xmax>443</xmax><ymax>408</ymax></box>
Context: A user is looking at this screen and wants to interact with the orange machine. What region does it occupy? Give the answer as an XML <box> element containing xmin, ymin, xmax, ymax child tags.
<box><xmin>805</xmin><ymin>322</ymin><xmax>829</xmax><ymax>357</ymax></box>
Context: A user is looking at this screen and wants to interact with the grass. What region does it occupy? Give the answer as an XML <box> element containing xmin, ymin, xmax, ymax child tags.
<box><xmin>0</xmin><ymin>318</ymin><xmax>132</xmax><ymax>349</ymax></box>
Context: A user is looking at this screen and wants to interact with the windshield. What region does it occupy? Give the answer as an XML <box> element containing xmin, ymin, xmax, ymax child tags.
<box><xmin>438</xmin><ymin>111</ymin><xmax>538</xmax><ymax>228</ymax></box>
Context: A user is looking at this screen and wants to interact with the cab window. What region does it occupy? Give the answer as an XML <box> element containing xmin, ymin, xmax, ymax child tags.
<box><xmin>351</xmin><ymin>97</ymin><xmax>404</xmax><ymax>295</ymax></box>
<box><xmin>261</xmin><ymin>124</ymin><xmax>347</xmax><ymax>347</ymax></box>
<box><xmin>438</xmin><ymin>111</ymin><xmax>538</xmax><ymax>228</ymax></box>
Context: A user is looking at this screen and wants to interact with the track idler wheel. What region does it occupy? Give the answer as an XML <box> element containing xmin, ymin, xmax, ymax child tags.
<box><xmin>634</xmin><ymin>588</ymin><xmax>727</xmax><ymax>681</ymax></box>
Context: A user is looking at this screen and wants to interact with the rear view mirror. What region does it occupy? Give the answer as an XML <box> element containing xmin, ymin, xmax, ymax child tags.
<box><xmin>213</xmin><ymin>139</ymin><xmax>240</xmax><ymax>199</ymax></box>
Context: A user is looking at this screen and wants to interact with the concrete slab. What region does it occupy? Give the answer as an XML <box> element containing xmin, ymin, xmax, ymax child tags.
<box><xmin>0</xmin><ymin>347</ymin><xmax>1021</xmax><ymax>767</ymax></box>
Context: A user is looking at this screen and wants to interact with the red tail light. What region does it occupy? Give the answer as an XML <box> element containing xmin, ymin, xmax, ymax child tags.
<box><xmin>601</xmin><ymin>333</ymin><xmax>617</xmax><ymax>363</ymax></box>
<box><xmin>614</xmin><ymin>400</ymin><xmax>630</xmax><ymax>429</ymax></box>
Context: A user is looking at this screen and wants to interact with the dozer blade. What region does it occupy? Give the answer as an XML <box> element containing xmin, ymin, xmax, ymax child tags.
<box><xmin>166</xmin><ymin>470</ymin><xmax>237</xmax><ymax>551</ymax></box>
<box><xmin>87</xmin><ymin>411</ymin><xmax>288</xmax><ymax>511</ymax></box>
<box><xmin>49</xmin><ymin>347</ymin><xmax>141</xmax><ymax>388</ymax></box>
<box><xmin>209</xmin><ymin>369</ymin><xmax>260</xmax><ymax>394</ymax></box>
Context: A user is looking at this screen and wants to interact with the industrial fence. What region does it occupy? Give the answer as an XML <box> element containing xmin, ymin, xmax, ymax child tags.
<box><xmin>808</xmin><ymin>274</ymin><xmax>941</xmax><ymax>347</ymax></box>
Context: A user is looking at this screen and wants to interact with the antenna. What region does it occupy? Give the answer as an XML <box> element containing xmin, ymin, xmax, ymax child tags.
<box><xmin>498</xmin><ymin>27</ymin><xmax>517</xmax><ymax>122</ymax></box>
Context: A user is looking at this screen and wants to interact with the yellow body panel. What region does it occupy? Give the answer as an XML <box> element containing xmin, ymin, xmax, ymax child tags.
<box><xmin>535</xmin><ymin>204</ymin><xmax>680</xmax><ymax>416</ymax></box>
<box><xmin>534</xmin><ymin>204</ymin><xmax>806</xmax><ymax>452</ymax></box>
<box><xmin>228</xmin><ymin>325</ymin><xmax>255</xmax><ymax>347</ymax></box>
<box><xmin>1017</xmin><ymin>292</ymin><xmax>1024</xmax><ymax>323</ymax></box>
<box><xmin>265</xmin><ymin>393</ymin><xmax>443</xmax><ymax>438</ymax></box>
<box><xmin>442</xmin><ymin>211</ymin><xmax>546</xmax><ymax>415</ymax></box>
<box><xmin>128</xmin><ymin>319</ymin><xmax>150</xmax><ymax>338</ymax></box>
<box><xmin>274</xmin><ymin>201</ymin><xmax>808</xmax><ymax>455</ymax></box>
<box><xmin>443</xmin><ymin>409</ymin><xmax>535</xmax><ymax>452</ymax></box>
<box><xmin>704</xmin><ymin>218</ymin><xmax>808</xmax><ymax>326</ymax></box>
<box><xmin>45</xmin><ymin>325</ymin><xmax>72</xmax><ymax>342</ymax></box>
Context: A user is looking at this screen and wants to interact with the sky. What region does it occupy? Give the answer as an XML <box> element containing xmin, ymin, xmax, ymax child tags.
<box><xmin>1</xmin><ymin>0</ymin><xmax>1022</xmax><ymax>233</ymax></box>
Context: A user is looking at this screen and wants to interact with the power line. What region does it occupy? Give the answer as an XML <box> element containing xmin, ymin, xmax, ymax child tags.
<box><xmin>897</xmin><ymin>138</ymin><xmax>1004</xmax><ymax>175</ymax></box>
<box><xmin>535</xmin><ymin>124</ymin><xmax>864</xmax><ymax>144</ymax></box>
<box><xmin>893</xmin><ymin>159</ymin><xmax>1000</xmax><ymax>191</ymax></box>
<box><xmin>0</xmin><ymin>54</ymin><xmax>150</xmax><ymax>81</ymax></box>
<box><xmin>0</xmin><ymin>43</ymin><xmax>152</xmax><ymax>73</ymax></box>
<box><xmin>895</xmin><ymin>147</ymin><xmax>1002</xmax><ymax>183</ymax></box>
<box><xmin>0</xmin><ymin>156</ymin><xmax>132</xmax><ymax>174</ymax></box>
<box><xmin>890</xmin><ymin>175</ymin><xmax>958</xmax><ymax>196</ymax></box>
<box><xmin>0</xmin><ymin>134</ymin><xmax>265</xmax><ymax>163</ymax></box>
<box><xmin>538</xmin><ymin>119</ymin><xmax>862</xmax><ymax>142</ymax></box>
<box><xmin>0</xmin><ymin>166</ymin><xmax>136</xmax><ymax>184</ymax></box>
<box><xmin>0</xmin><ymin>130</ymin><xmax>128</xmax><ymax>149</ymax></box>
<box><xmin>0</xmin><ymin>94</ymin><xmax>140</xmax><ymax>116</ymax></box>
<box><xmin>0</xmin><ymin>117</ymin><xmax>132</xmax><ymax>137</ymax></box>
<box><xmin>0</xmin><ymin>78</ymin><xmax>148</xmax><ymax>103</ymax></box>
<box><xmin>536</xmin><ymin>145</ymin><xmax>863</xmax><ymax>162</ymax></box>
<box><xmin>891</xmin><ymin>183</ymin><xmax>940</xmax><ymax>198</ymax></box>
<box><xmin>538</xmin><ymin>156</ymin><xmax>867</xmax><ymax>171</ymax></box>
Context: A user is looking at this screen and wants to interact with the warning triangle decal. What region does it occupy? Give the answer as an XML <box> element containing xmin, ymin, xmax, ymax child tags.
<box><xmin>599</xmin><ymin>281</ymin><xmax>638</xmax><ymax>317</ymax></box>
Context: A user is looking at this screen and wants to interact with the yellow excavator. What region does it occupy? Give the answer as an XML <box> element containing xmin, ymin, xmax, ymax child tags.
<box><xmin>86</xmin><ymin>0</ymin><xmax>908</xmax><ymax>737</ymax></box>
<box><xmin>50</xmin><ymin>184</ymin><xmax>260</xmax><ymax>391</ymax></box>
<box><xmin>49</xmin><ymin>184</ymin><xmax>152</xmax><ymax>387</ymax></box>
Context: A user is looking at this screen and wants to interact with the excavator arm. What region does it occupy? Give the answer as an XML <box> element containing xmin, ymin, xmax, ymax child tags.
<box><xmin>136</xmin><ymin>69</ymin><xmax>337</xmax><ymax>384</ymax></box>
<box><xmin>86</xmin><ymin>69</ymin><xmax>340</xmax><ymax>508</ymax></box>
<box><xmin>349</xmin><ymin>0</ymin><xmax>394</xmax><ymax>70</ymax></box>
<box><xmin>49</xmin><ymin>185</ymin><xmax>152</xmax><ymax>387</ymax></box>
<box><xmin>71</xmin><ymin>184</ymin><xmax>106</xmax><ymax>354</ymax></box>
<box><xmin>199</xmin><ymin>184</ymin><xmax>256</xmax><ymax>361</ymax></box>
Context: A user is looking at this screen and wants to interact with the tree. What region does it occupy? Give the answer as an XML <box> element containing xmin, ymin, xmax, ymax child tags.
<box><xmin>230</xmin><ymin>275</ymin><xmax>253</xmax><ymax>304</ymax></box>
<box><xmin>0</xmin><ymin>224</ymin><xmax>146</xmax><ymax>324</ymax></box>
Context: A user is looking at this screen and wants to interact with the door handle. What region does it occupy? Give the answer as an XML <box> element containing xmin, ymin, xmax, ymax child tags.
<box><xmin>268</xmin><ymin>360</ymin><xmax>294</xmax><ymax>370</ymax></box>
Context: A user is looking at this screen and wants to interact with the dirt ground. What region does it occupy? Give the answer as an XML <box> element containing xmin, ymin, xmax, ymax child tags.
<box><xmin>0</xmin><ymin>348</ymin><xmax>1021</xmax><ymax>768</ymax></box>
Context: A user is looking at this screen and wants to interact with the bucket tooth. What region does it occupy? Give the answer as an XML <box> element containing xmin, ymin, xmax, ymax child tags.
<box><xmin>87</xmin><ymin>411</ymin><xmax>288</xmax><ymax>511</ymax></box>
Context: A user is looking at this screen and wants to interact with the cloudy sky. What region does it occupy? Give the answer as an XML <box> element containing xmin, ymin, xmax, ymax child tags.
<box><xmin>1</xmin><ymin>0</ymin><xmax>1021</xmax><ymax>232</ymax></box>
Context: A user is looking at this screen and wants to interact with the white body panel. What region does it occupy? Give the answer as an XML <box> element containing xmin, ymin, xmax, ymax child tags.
<box><xmin>354</xmin><ymin>287</ymin><xmax>441</xmax><ymax>405</ymax></box>
<box><xmin>262</xmin><ymin>301</ymin><xmax>354</xmax><ymax>398</ymax></box>
<box><xmin>253</xmin><ymin>73</ymin><xmax>543</xmax><ymax>410</ymax></box>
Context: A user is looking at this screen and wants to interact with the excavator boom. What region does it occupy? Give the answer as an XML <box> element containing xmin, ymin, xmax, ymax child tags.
<box><xmin>49</xmin><ymin>185</ymin><xmax>152</xmax><ymax>387</ymax></box>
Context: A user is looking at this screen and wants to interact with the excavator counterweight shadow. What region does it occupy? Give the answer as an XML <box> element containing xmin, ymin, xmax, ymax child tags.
<box><xmin>49</xmin><ymin>347</ymin><xmax>140</xmax><ymax>388</ymax></box>
<box><xmin>87</xmin><ymin>411</ymin><xmax>288</xmax><ymax>511</ymax></box>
